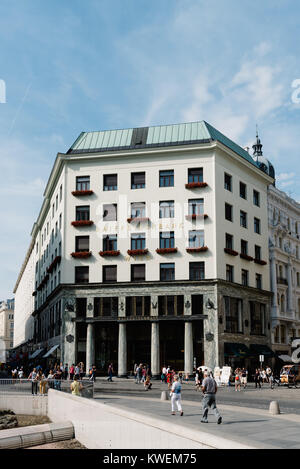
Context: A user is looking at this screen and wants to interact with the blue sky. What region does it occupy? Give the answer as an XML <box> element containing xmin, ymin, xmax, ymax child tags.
<box><xmin>0</xmin><ymin>0</ymin><xmax>300</xmax><ymax>299</ymax></box>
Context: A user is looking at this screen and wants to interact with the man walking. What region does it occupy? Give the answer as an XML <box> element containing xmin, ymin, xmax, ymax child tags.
<box><xmin>201</xmin><ymin>371</ymin><xmax>222</xmax><ymax>424</ymax></box>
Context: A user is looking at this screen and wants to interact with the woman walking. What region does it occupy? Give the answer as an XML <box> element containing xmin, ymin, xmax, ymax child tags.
<box><xmin>170</xmin><ymin>375</ymin><xmax>183</xmax><ymax>416</ymax></box>
<box><xmin>234</xmin><ymin>368</ymin><xmax>241</xmax><ymax>392</ymax></box>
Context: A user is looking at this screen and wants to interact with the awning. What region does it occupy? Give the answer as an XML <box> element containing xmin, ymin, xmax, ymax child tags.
<box><xmin>249</xmin><ymin>344</ymin><xmax>275</xmax><ymax>358</ymax></box>
<box><xmin>29</xmin><ymin>348</ymin><xmax>45</xmax><ymax>359</ymax></box>
<box><xmin>224</xmin><ymin>343</ymin><xmax>250</xmax><ymax>357</ymax></box>
<box><xmin>43</xmin><ymin>344</ymin><xmax>60</xmax><ymax>358</ymax></box>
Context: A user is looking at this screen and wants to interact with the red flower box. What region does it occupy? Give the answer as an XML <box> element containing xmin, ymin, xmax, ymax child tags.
<box><xmin>47</xmin><ymin>255</ymin><xmax>61</xmax><ymax>274</ymax></box>
<box><xmin>71</xmin><ymin>251</ymin><xmax>92</xmax><ymax>258</ymax></box>
<box><xmin>186</xmin><ymin>246</ymin><xmax>208</xmax><ymax>253</ymax></box>
<box><xmin>254</xmin><ymin>259</ymin><xmax>267</xmax><ymax>265</ymax></box>
<box><xmin>185</xmin><ymin>214</ymin><xmax>208</xmax><ymax>220</ymax></box>
<box><xmin>71</xmin><ymin>220</ymin><xmax>94</xmax><ymax>227</ymax></box>
<box><xmin>185</xmin><ymin>182</ymin><xmax>208</xmax><ymax>189</ymax></box>
<box><xmin>224</xmin><ymin>248</ymin><xmax>239</xmax><ymax>256</ymax></box>
<box><xmin>156</xmin><ymin>247</ymin><xmax>178</xmax><ymax>254</ymax></box>
<box><xmin>71</xmin><ymin>190</ymin><xmax>94</xmax><ymax>196</ymax></box>
<box><xmin>99</xmin><ymin>250</ymin><xmax>120</xmax><ymax>257</ymax></box>
<box><xmin>127</xmin><ymin>249</ymin><xmax>148</xmax><ymax>256</ymax></box>
<box><xmin>240</xmin><ymin>253</ymin><xmax>253</xmax><ymax>261</ymax></box>
<box><xmin>127</xmin><ymin>217</ymin><xmax>149</xmax><ymax>223</ymax></box>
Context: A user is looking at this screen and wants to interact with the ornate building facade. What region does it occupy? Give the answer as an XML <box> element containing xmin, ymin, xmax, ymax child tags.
<box><xmin>14</xmin><ymin>121</ymin><xmax>274</xmax><ymax>375</ymax></box>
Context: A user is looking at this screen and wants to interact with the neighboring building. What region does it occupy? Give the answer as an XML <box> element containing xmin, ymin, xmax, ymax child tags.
<box><xmin>0</xmin><ymin>299</ymin><xmax>15</xmax><ymax>363</ymax></box>
<box><xmin>13</xmin><ymin>121</ymin><xmax>274</xmax><ymax>375</ymax></box>
<box><xmin>268</xmin><ymin>183</ymin><xmax>300</xmax><ymax>358</ymax></box>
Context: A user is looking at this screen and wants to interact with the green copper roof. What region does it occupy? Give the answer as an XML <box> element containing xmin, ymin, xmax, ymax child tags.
<box><xmin>67</xmin><ymin>120</ymin><xmax>258</xmax><ymax>168</ymax></box>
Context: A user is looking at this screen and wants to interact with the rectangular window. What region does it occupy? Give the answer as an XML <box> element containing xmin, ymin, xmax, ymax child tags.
<box><xmin>188</xmin><ymin>199</ymin><xmax>204</xmax><ymax>215</ymax></box>
<box><xmin>76</xmin><ymin>176</ymin><xmax>90</xmax><ymax>191</ymax></box>
<box><xmin>254</xmin><ymin>217</ymin><xmax>261</xmax><ymax>234</ymax></box>
<box><xmin>103</xmin><ymin>265</ymin><xmax>117</xmax><ymax>283</ymax></box>
<box><xmin>226</xmin><ymin>264</ymin><xmax>234</xmax><ymax>282</ymax></box>
<box><xmin>189</xmin><ymin>262</ymin><xmax>205</xmax><ymax>280</ymax></box>
<box><xmin>158</xmin><ymin>295</ymin><xmax>184</xmax><ymax>316</ymax></box>
<box><xmin>225</xmin><ymin>203</ymin><xmax>233</xmax><ymax>222</ymax></box>
<box><xmin>224</xmin><ymin>173</ymin><xmax>232</xmax><ymax>191</ymax></box>
<box><xmin>160</xmin><ymin>263</ymin><xmax>175</xmax><ymax>281</ymax></box>
<box><xmin>59</xmin><ymin>214</ymin><xmax>62</xmax><ymax>230</ymax></box>
<box><xmin>224</xmin><ymin>297</ymin><xmax>243</xmax><ymax>333</ymax></box>
<box><xmin>225</xmin><ymin>233</ymin><xmax>233</xmax><ymax>250</ymax></box>
<box><xmin>131</xmin><ymin>264</ymin><xmax>146</xmax><ymax>282</ymax></box>
<box><xmin>160</xmin><ymin>232</ymin><xmax>174</xmax><ymax>249</ymax></box>
<box><xmin>131</xmin><ymin>233</ymin><xmax>146</xmax><ymax>250</ymax></box>
<box><xmin>60</xmin><ymin>184</ymin><xmax>62</xmax><ymax>201</ymax></box>
<box><xmin>126</xmin><ymin>296</ymin><xmax>151</xmax><ymax>317</ymax></box>
<box><xmin>131</xmin><ymin>172</ymin><xmax>145</xmax><ymax>189</ymax></box>
<box><xmin>188</xmin><ymin>168</ymin><xmax>203</xmax><ymax>183</ymax></box>
<box><xmin>76</xmin><ymin>206</ymin><xmax>90</xmax><ymax>221</ymax></box>
<box><xmin>75</xmin><ymin>266</ymin><xmax>89</xmax><ymax>283</ymax></box>
<box><xmin>241</xmin><ymin>269</ymin><xmax>248</xmax><ymax>286</ymax></box>
<box><xmin>103</xmin><ymin>234</ymin><xmax>117</xmax><ymax>251</ymax></box>
<box><xmin>240</xmin><ymin>182</ymin><xmax>247</xmax><ymax>199</ymax></box>
<box><xmin>103</xmin><ymin>204</ymin><xmax>117</xmax><ymax>221</ymax></box>
<box><xmin>76</xmin><ymin>236</ymin><xmax>89</xmax><ymax>252</ymax></box>
<box><xmin>255</xmin><ymin>245</ymin><xmax>261</xmax><ymax>260</ymax></box>
<box><xmin>253</xmin><ymin>190</ymin><xmax>260</xmax><ymax>207</ymax></box>
<box><xmin>159</xmin><ymin>170</ymin><xmax>174</xmax><ymax>187</ymax></box>
<box><xmin>256</xmin><ymin>273</ymin><xmax>262</xmax><ymax>289</ymax></box>
<box><xmin>241</xmin><ymin>239</ymin><xmax>248</xmax><ymax>255</ymax></box>
<box><xmin>189</xmin><ymin>230</ymin><xmax>204</xmax><ymax>248</ymax></box>
<box><xmin>131</xmin><ymin>202</ymin><xmax>146</xmax><ymax>218</ymax></box>
<box><xmin>94</xmin><ymin>297</ymin><xmax>118</xmax><ymax>317</ymax></box>
<box><xmin>159</xmin><ymin>200</ymin><xmax>174</xmax><ymax>218</ymax></box>
<box><xmin>103</xmin><ymin>174</ymin><xmax>117</xmax><ymax>191</ymax></box>
<box><xmin>240</xmin><ymin>210</ymin><xmax>247</xmax><ymax>228</ymax></box>
<box><xmin>250</xmin><ymin>302</ymin><xmax>265</xmax><ymax>335</ymax></box>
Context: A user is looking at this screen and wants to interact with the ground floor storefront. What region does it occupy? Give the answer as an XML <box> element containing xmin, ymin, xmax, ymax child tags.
<box><xmin>29</xmin><ymin>279</ymin><xmax>272</xmax><ymax>377</ymax></box>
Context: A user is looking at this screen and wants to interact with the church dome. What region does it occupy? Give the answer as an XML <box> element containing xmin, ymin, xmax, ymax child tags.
<box><xmin>252</xmin><ymin>131</ymin><xmax>275</xmax><ymax>179</ymax></box>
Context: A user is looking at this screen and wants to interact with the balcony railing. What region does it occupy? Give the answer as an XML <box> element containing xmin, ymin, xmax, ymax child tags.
<box><xmin>71</xmin><ymin>190</ymin><xmax>94</xmax><ymax>196</ymax></box>
<box><xmin>277</xmin><ymin>277</ymin><xmax>288</xmax><ymax>285</ymax></box>
<box><xmin>71</xmin><ymin>251</ymin><xmax>92</xmax><ymax>258</ymax></box>
<box><xmin>185</xmin><ymin>182</ymin><xmax>208</xmax><ymax>189</ymax></box>
<box><xmin>71</xmin><ymin>220</ymin><xmax>94</xmax><ymax>227</ymax></box>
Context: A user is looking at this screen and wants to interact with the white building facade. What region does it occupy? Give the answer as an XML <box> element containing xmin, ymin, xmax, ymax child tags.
<box><xmin>0</xmin><ymin>299</ymin><xmax>15</xmax><ymax>363</ymax></box>
<box><xmin>268</xmin><ymin>184</ymin><xmax>300</xmax><ymax>357</ymax></box>
<box><xmin>14</xmin><ymin>121</ymin><xmax>274</xmax><ymax>375</ymax></box>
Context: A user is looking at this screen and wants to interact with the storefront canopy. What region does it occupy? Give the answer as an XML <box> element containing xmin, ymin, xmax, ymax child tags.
<box><xmin>249</xmin><ymin>344</ymin><xmax>275</xmax><ymax>358</ymax></box>
<box><xmin>224</xmin><ymin>343</ymin><xmax>250</xmax><ymax>357</ymax></box>
<box><xmin>29</xmin><ymin>348</ymin><xmax>45</xmax><ymax>359</ymax></box>
<box><xmin>43</xmin><ymin>344</ymin><xmax>59</xmax><ymax>358</ymax></box>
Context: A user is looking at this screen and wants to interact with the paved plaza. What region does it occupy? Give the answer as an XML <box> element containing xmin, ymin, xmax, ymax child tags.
<box><xmin>92</xmin><ymin>377</ymin><xmax>300</xmax><ymax>449</ymax></box>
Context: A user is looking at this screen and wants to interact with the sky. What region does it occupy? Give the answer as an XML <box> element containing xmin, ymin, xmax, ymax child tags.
<box><xmin>0</xmin><ymin>0</ymin><xmax>300</xmax><ymax>299</ymax></box>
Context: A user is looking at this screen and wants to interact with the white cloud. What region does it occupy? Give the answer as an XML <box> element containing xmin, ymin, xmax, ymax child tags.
<box><xmin>277</xmin><ymin>172</ymin><xmax>296</xmax><ymax>181</ymax></box>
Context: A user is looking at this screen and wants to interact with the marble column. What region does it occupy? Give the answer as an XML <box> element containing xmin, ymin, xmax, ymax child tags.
<box><xmin>184</xmin><ymin>321</ymin><xmax>193</xmax><ymax>377</ymax></box>
<box><xmin>86</xmin><ymin>323</ymin><xmax>95</xmax><ymax>376</ymax></box>
<box><xmin>151</xmin><ymin>321</ymin><xmax>160</xmax><ymax>379</ymax></box>
<box><xmin>118</xmin><ymin>322</ymin><xmax>127</xmax><ymax>377</ymax></box>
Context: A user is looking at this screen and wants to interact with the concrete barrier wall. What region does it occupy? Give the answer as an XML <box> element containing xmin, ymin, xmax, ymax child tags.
<box><xmin>47</xmin><ymin>390</ymin><xmax>252</xmax><ymax>449</ymax></box>
<box><xmin>47</xmin><ymin>390</ymin><xmax>209</xmax><ymax>449</ymax></box>
<box><xmin>0</xmin><ymin>395</ymin><xmax>48</xmax><ymax>416</ymax></box>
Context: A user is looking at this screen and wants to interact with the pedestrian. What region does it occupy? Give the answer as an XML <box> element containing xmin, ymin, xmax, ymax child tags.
<box><xmin>74</xmin><ymin>364</ymin><xmax>80</xmax><ymax>379</ymax></box>
<box><xmin>79</xmin><ymin>362</ymin><xmax>85</xmax><ymax>380</ymax></box>
<box><xmin>107</xmin><ymin>363</ymin><xmax>113</xmax><ymax>382</ymax></box>
<box><xmin>64</xmin><ymin>363</ymin><xmax>69</xmax><ymax>380</ymax></box>
<box><xmin>18</xmin><ymin>367</ymin><xmax>24</xmax><ymax>380</ymax></box>
<box><xmin>47</xmin><ymin>369</ymin><xmax>54</xmax><ymax>389</ymax></box>
<box><xmin>136</xmin><ymin>364</ymin><xmax>142</xmax><ymax>384</ymax></box>
<box><xmin>241</xmin><ymin>368</ymin><xmax>248</xmax><ymax>389</ymax></box>
<box><xmin>234</xmin><ymin>368</ymin><xmax>241</xmax><ymax>392</ymax></box>
<box><xmin>70</xmin><ymin>375</ymin><xmax>83</xmax><ymax>396</ymax></box>
<box><xmin>161</xmin><ymin>366</ymin><xmax>167</xmax><ymax>383</ymax></box>
<box><xmin>141</xmin><ymin>366</ymin><xmax>147</xmax><ymax>383</ymax></box>
<box><xmin>170</xmin><ymin>375</ymin><xmax>183</xmax><ymax>416</ymax></box>
<box><xmin>144</xmin><ymin>375</ymin><xmax>152</xmax><ymax>391</ymax></box>
<box><xmin>69</xmin><ymin>364</ymin><xmax>75</xmax><ymax>381</ymax></box>
<box><xmin>29</xmin><ymin>368</ymin><xmax>38</xmax><ymax>395</ymax></box>
<box><xmin>54</xmin><ymin>367</ymin><xmax>62</xmax><ymax>390</ymax></box>
<box><xmin>37</xmin><ymin>370</ymin><xmax>47</xmax><ymax>395</ymax></box>
<box><xmin>167</xmin><ymin>370</ymin><xmax>173</xmax><ymax>390</ymax></box>
<box><xmin>201</xmin><ymin>371</ymin><xmax>222</xmax><ymax>424</ymax></box>
<box><xmin>254</xmin><ymin>369</ymin><xmax>261</xmax><ymax>389</ymax></box>
<box><xmin>266</xmin><ymin>366</ymin><xmax>272</xmax><ymax>383</ymax></box>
